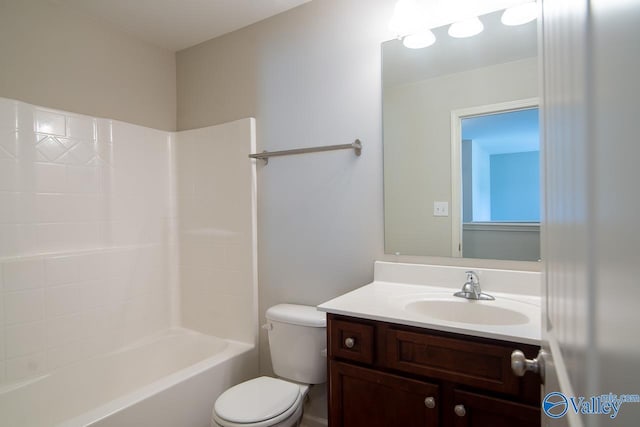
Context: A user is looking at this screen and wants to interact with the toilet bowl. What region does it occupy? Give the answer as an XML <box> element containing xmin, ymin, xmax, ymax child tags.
<box><xmin>211</xmin><ymin>304</ymin><xmax>326</xmax><ymax>427</ymax></box>
<box><xmin>211</xmin><ymin>377</ymin><xmax>308</xmax><ymax>427</ymax></box>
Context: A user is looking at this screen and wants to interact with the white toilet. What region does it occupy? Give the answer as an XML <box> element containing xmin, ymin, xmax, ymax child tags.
<box><xmin>211</xmin><ymin>304</ymin><xmax>326</xmax><ymax>427</ymax></box>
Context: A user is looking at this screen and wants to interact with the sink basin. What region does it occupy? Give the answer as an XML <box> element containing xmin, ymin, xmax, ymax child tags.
<box><xmin>404</xmin><ymin>299</ymin><xmax>530</xmax><ymax>326</ymax></box>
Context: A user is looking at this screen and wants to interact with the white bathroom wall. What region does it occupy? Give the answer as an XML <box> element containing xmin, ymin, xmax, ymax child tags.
<box><xmin>0</xmin><ymin>98</ymin><xmax>175</xmax><ymax>383</ymax></box>
<box><xmin>176</xmin><ymin>119</ymin><xmax>258</xmax><ymax>345</ymax></box>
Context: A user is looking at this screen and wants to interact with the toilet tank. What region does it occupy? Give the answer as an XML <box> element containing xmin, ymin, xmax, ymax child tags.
<box><xmin>265</xmin><ymin>304</ymin><xmax>326</xmax><ymax>384</ymax></box>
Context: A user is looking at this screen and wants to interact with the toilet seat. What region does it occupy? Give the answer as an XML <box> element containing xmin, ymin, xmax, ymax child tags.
<box><xmin>213</xmin><ymin>377</ymin><xmax>303</xmax><ymax>427</ymax></box>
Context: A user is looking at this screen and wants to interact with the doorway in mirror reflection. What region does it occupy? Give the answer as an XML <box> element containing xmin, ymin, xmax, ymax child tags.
<box><xmin>456</xmin><ymin>104</ymin><xmax>540</xmax><ymax>261</ymax></box>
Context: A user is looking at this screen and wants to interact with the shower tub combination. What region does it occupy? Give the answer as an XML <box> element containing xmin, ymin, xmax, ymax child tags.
<box><xmin>0</xmin><ymin>99</ymin><xmax>258</xmax><ymax>427</ymax></box>
<box><xmin>0</xmin><ymin>329</ymin><xmax>257</xmax><ymax>427</ymax></box>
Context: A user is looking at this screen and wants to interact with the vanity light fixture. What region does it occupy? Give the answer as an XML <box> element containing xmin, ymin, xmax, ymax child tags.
<box><xmin>389</xmin><ymin>0</ymin><xmax>425</xmax><ymax>38</ymax></box>
<box><xmin>389</xmin><ymin>0</ymin><xmax>435</xmax><ymax>49</ymax></box>
<box><xmin>402</xmin><ymin>29</ymin><xmax>436</xmax><ymax>49</ymax></box>
<box><xmin>501</xmin><ymin>1</ymin><xmax>537</xmax><ymax>26</ymax></box>
<box><xmin>448</xmin><ymin>16</ymin><xmax>484</xmax><ymax>38</ymax></box>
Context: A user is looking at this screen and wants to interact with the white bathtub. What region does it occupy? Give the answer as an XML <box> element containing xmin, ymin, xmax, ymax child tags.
<box><xmin>0</xmin><ymin>329</ymin><xmax>257</xmax><ymax>427</ymax></box>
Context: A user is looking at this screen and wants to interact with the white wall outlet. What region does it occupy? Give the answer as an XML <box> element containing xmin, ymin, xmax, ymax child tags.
<box><xmin>433</xmin><ymin>201</ymin><xmax>449</xmax><ymax>217</ymax></box>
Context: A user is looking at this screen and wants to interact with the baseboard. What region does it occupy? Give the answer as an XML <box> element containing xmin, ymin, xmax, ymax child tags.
<box><xmin>300</xmin><ymin>413</ymin><xmax>328</xmax><ymax>427</ymax></box>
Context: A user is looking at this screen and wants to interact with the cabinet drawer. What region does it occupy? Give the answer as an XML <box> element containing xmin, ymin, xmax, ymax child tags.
<box><xmin>329</xmin><ymin>318</ymin><xmax>374</xmax><ymax>364</ymax></box>
<box><xmin>452</xmin><ymin>389</ymin><xmax>540</xmax><ymax>427</ymax></box>
<box><xmin>386</xmin><ymin>329</ymin><xmax>520</xmax><ymax>395</ymax></box>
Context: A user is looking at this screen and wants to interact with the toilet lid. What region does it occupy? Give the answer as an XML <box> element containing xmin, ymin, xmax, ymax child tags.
<box><xmin>214</xmin><ymin>377</ymin><xmax>300</xmax><ymax>424</ymax></box>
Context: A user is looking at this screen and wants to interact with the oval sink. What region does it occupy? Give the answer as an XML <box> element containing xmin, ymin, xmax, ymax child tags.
<box><xmin>404</xmin><ymin>300</ymin><xmax>529</xmax><ymax>326</ymax></box>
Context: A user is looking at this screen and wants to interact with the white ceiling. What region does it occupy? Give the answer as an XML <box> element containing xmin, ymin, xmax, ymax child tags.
<box><xmin>51</xmin><ymin>0</ymin><xmax>311</xmax><ymax>51</ymax></box>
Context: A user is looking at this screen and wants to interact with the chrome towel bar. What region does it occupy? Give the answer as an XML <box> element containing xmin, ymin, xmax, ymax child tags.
<box><xmin>248</xmin><ymin>139</ymin><xmax>362</xmax><ymax>164</ymax></box>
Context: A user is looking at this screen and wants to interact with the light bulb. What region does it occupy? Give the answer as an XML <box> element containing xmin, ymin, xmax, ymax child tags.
<box><xmin>448</xmin><ymin>17</ymin><xmax>484</xmax><ymax>38</ymax></box>
<box><xmin>501</xmin><ymin>2</ymin><xmax>538</xmax><ymax>26</ymax></box>
<box><xmin>402</xmin><ymin>30</ymin><xmax>436</xmax><ymax>49</ymax></box>
<box><xmin>389</xmin><ymin>0</ymin><xmax>427</xmax><ymax>37</ymax></box>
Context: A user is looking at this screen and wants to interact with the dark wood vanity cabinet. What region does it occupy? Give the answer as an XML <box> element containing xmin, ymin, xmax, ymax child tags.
<box><xmin>327</xmin><ymin>314</ymin><xmax>541</xmax><ymax>427</ymax></box>
<box><xmin>331</xmin><ymin>361</ymin><xmax>440</xmax><ymax>427</ymax></box>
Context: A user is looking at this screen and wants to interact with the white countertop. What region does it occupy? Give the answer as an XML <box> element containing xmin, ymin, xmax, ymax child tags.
<box><xmin>318</xmin><ymin>279</ymin><xmax>541</xmax><ymax>346</ymax></box>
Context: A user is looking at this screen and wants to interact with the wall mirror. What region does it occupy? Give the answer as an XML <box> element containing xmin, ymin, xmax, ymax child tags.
<box><xmin>382</xmin><ymin>8</ymin><xmax>540</xmax><ymax>261</ymax></box>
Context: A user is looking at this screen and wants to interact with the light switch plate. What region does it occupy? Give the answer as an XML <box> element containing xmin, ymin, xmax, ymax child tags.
<box><xmin>433</xmin><ymin>201</ymin><xmax>449</xmax><ymax>216</ymax></box>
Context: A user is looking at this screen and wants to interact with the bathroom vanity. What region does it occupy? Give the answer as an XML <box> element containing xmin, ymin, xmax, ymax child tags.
<box><xmin>318</xmin><ymin>262</ymin><xmax>542</xmax><ymax>427</ymax></box>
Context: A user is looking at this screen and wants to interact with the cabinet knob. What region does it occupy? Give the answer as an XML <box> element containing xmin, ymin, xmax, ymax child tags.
<box><xmin>511</xmin><ymin>349</ymin><xmax>546</xmax><ymax>380</ymax></box>
<box><xmin>454</xmin><ymin>404</ymin><xmax>466</xmax><ymax>417</ymax></box>
<box><xmin>424</xmin><ymin>396</ymin><xmax>436</xmax><ymax>409</ymax></box>
<box><xmin>344</xmin><ymin>337</ymin><xmax>355</xmax><ymax>348</ymax></box>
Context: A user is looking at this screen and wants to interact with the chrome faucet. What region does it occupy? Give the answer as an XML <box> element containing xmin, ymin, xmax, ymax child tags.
<box><xmin>453</xmin><ymin>271</ymin><xmax>495</xmax><ymax>301</ymax></box>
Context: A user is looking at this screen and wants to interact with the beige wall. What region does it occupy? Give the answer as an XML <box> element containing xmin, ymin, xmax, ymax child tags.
<box><xmin>383</xmin><ymin>58</ymin><xmax>539</xmax><ymax>257</ymax></box>
<box><xmin>177</xmin><ymin>0</ymin><xmax>393</xmax><ymax>418</ymax></box>
<box><xmin>0</xmin><ymin>0</ymin><xmax>176</xmax><ymax>131</ymax></box>
<box><xmin>177</xmin><ymin>27</ymin><xmax>259</xmax><ymax>130</ymax></box>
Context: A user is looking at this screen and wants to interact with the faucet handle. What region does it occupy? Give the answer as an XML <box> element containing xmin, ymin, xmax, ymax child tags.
<box><xmin>465</xmin><ymin>270</ymin><xmax>478</xmax><ymax>283</ymax></box>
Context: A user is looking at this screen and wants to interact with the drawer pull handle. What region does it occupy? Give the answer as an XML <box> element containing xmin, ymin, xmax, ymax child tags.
<box><xmin>424</xmin><ymin>397</ymin><xmax>436</xmax><ymax>409</ymax></box>
<box><xmin>344</xmin><ymin>337</ymin><xmax>355</xmax><ymax>348</ymax></box>
<box><xmin>454</xmin><ymin>404</ymin><xmax>466</xmax><ymax>417</ymax></box>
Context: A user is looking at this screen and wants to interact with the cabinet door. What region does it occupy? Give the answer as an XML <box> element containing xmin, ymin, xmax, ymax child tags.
<box><xmin>329</xmin><ymin>360</ymin><xmax>439</xmax><ymax>427</ymax></box>
<box><xmin>451</xmin><ymin>389</ymin><xmax>540</xmax><ymax>427</ymax></box>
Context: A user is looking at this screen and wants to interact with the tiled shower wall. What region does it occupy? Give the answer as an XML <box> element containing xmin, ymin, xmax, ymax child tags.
<box><xmin>176</xmin><ymin>119</ymin><xmax>257</xmax><ymax>345</ymax></box>
<box><xmin>0</xmin><ymin>98</ymin><xmax>175</xmax><ymax>383</ymax></box>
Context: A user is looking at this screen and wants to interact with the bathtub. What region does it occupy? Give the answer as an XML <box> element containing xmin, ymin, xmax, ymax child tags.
<box><xmin>0</xmin><ymin>329</ymin><xmax>257</xmax><ymax>427</ymax></box>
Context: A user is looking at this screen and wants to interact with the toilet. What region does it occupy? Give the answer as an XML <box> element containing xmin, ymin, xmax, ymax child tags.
<box><xmin>211</xmin><ymin>304</ymin><xmax>326</xmax><ymax>427</ymax></box>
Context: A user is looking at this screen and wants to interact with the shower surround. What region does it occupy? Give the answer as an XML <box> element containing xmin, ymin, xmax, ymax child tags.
<box><xmin>0</xmin><ymin>97</ymin><xmax>258</xmax><ymax>426</ymax></box>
